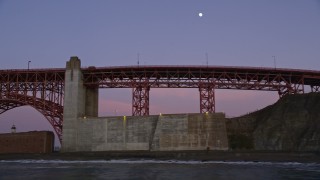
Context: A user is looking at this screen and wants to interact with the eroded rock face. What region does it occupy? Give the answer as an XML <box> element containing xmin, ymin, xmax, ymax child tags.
<box><xmin>227</xmin><ymin>93</ymin><xmax>320</xmax><ymax>151</ymax></box>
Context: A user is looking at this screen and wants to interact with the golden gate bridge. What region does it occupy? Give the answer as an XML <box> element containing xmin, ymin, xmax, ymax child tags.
<box><xmin>1</xmin><ymin>56</ymin><xmax>320</xmax><ymax>142</ymax></box>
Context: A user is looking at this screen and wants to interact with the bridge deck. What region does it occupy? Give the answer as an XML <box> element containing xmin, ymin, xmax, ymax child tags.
<box><xmin>1</xmin><ymin>65</ymin><xmax>319</xmax><ymax>87</ymax></box>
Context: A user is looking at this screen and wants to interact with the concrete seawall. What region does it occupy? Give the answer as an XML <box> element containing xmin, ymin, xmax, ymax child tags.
<box><xmin>62</xmin><ymin>113</ymin><xmax>228</xmax><ymax>152</ymax></box>
<box><xmin>152</xmin><ymin>113</ymin><xmax>228</xmax><ymax>151</ymax></box>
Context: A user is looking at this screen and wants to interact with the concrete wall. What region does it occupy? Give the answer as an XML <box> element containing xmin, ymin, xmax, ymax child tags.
<box><xmin>61</xmin><ymin>57</ymin><xmax>228</xmax><ymax>152</ymax></box>
<box><xmin>151</xmin><ymin>113</ymin><xmax>228</xmax><ymax>151</ymax></box>
<box><xmin>75</xmin><ymin>116</ymin><xmax>158</xmax><ymax>151</ymax></box>
<box><xmin>62</xmin><ymin>113</ymin><xmax>228</xmax><ymax>152</ymax></box>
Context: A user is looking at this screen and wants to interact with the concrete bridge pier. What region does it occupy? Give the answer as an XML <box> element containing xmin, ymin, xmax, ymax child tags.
<box><xmin>61</xmin><ymin>57</ymin><xmax>98</xmax><ymax>151</ymax></box>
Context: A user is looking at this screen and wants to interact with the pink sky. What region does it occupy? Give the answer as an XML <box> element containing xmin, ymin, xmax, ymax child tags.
<box><xmin>99</xmin><ymin>88</ymin><xmax>278</xmax><ymax>117</ymax></box>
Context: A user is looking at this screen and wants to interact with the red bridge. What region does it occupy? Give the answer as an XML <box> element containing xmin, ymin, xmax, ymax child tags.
<box><xmin>1</xmin><ymin>57</ymin><xmax>320</xmax><ymax>142</ymax></box>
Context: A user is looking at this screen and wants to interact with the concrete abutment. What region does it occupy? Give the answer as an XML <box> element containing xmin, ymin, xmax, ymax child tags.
<box><xmin>61</xmin><ymin>57</ymin><xmax>228</xmax><ymax>152</ymax></box>
<box><xmin>62</xmin><ymin>57</ymin><xmax>99</xmax><ymax>152</ymax></box>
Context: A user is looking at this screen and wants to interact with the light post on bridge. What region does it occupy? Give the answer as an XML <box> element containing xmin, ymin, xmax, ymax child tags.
<box><xmin>28</xmin><ymin>60</ymin><xmax>31</xmax><ymax>70</ymax></box>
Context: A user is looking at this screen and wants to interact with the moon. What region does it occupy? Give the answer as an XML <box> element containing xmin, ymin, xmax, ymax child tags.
<box><xmin>198</xmin><ymin>12</ymin><xmax>203</xmax><ymax>17</ymax></box>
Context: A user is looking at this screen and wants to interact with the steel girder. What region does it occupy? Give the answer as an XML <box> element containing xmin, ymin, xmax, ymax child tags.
<box><xmin>199</xmin><ymin>84</ymin><xmax>215</xmax><ymax>113</ymax></box>
<box><xmin>82</xmin><ymin>67</ymin><xmax>319</xmax><ymax>95</ymax></box>
<box><xmin>82</xmin><ymin>66</ymin><xmax>320</xmax><ymax>115</ymax></box>
<box><xmin>0</xmin><ymin>70</ymin><xmax>64</xmax><ymax>143</ymax></box>
<box><xmin>132</xmin><ymin>84</ymin><xmax>150</xmax><ymax>116</ymax></box>
<box><xmin>0</xmin><ymin>95</ymin><xmax>63</xmax><ymax>142</ymax></box>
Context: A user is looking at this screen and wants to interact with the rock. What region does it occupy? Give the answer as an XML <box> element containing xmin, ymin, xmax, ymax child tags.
<box><xmin>226</xmin><ymin>93</ymin><xmax>320</xmax><ymax>151</ymax></box>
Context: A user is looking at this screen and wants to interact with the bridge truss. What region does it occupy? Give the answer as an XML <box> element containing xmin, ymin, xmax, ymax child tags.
<box><xmin>0</xmin><ymin>69</ymin><xmax>65</xmax><ymax>142</ymax></box>
<box><xmin>1</xmin><ymin>65</ymin><xmax>320</xmax><ymax>142</ymax></box>
<box><xmin>83</xmin><ymin>66</ymin><xmax>320</xmax><ymax>115</ymax></box>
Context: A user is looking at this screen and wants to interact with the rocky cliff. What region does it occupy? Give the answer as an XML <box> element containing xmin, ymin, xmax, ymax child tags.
<box><xmin>226</xmin><ymin>93</ymin><xmax>320</xmax><ymax>151</ymax></box>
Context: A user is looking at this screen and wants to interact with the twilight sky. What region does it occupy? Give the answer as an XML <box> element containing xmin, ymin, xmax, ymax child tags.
<box><xmin>1</xmin><ymin>0</ymin><xmax>320</xmax><ymax>145</ymax></box>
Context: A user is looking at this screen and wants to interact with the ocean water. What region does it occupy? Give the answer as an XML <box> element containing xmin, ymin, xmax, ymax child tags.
<box><xmin>0</xmin><ymin>159</ymin><xmax>319</xmax><ymax>180</ymax></box>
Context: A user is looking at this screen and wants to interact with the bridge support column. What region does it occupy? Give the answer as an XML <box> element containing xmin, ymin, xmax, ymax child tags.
<box><xmin>61</xmin><ymin>56</ymin><xmax>98</xmax><ymax>152</ymax></box>
<box><xmin>199</xmin><ymin>86</ymin><xmax>215</xmax><ymax>113</ymax></box>
<box><xmin>278</xmin><ymin>82</ymin><xmax>304</xmax><ymax>98</ymax></box>
<box><xmin>85</xmin><ymin>87</ymin><xmax>99</xmax><ymax>117</ymax></box>
<box><xmin>132</xmin><ymin>86</ymin><xmax>150</xmax><ymax>116</ymax></box>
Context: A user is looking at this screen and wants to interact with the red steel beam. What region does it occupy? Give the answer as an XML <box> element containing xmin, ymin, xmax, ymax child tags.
<box><xmin>82</xmin><ymin>66</ymin><xmax>320</xmax><ymax>92</ymax></box>
<box><xmin>132</xmin><ymin>85</ymin><xmax>150</xmax><ymax>116</ymax></box>
<box><xmin>0</xmin><ymin>70</ymin><xmax>64</xmax><ymax>143</ymax></box>
<box><xmin>199</xmin><ymin>85</ymin><xmax>215</xmax><ymax>113</ymax></box>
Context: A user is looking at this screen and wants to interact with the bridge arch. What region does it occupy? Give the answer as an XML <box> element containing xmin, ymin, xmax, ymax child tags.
<box><xmin>0</xmin><ymin>95</ymin><xmax>63</xmax><ymax>143</ymax></box>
